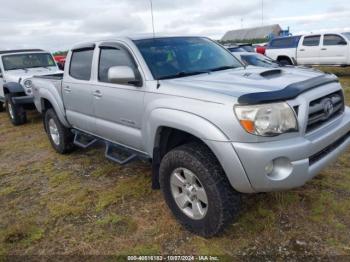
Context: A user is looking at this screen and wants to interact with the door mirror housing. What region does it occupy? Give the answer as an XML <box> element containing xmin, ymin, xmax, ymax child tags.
<box><xmin>107</xmin><ymin>66</ymin><xmax>141</xmax><ymax>86</ymax></box>
<box><xmin>339</xmin><ymin>40</ymin><xmax>348</xmax><ymax>45</ymax></box>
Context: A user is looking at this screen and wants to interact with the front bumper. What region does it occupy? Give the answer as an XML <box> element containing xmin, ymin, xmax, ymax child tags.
<box><xmin>12</xmin><ymin>96</ymin><xmax>34</xmax><ymax>105</ymax></box>
<box><xmin>233</xmin><ymin>107</ymin><xmax>350</xmax><ymax>192</ymax></box>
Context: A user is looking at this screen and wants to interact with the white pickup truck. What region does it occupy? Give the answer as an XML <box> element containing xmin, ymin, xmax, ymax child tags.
<box><xmin>266</xmin><ymin>32</ymin><xmax>350</xmax><ymax>66</ymax></box>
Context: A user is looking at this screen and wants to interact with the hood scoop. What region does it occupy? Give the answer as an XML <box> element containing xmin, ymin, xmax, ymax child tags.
<box><xmin>241</xmin><ymin>69</ymin><xmax>284</xmax><ymax>80</ymax></box>
<box><xmin>260</xmin><ymin>69</ymin><xmax>283</xmax><ymax>78</ymax></box>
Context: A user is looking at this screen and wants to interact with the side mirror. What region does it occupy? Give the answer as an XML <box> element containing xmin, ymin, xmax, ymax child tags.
<box><xmin>108</xmin><ymin>66</ymin><xmax>141</xmax><ymax>86</ymax></box>
<box><xmin>340</xmin><ymin>41</ymin><xmax>348</xmax><ymax>45</ymax></box>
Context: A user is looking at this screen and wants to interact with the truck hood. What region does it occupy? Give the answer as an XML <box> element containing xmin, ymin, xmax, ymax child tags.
<box><xmin>4</xmin><ymin>67</ymin><xmax>62</xmax><ymax>83</ymax></box>
<box><xmin>162</xmin><ymin>66</ymin><xmax>328</xmax><ymax>102</ymax></box>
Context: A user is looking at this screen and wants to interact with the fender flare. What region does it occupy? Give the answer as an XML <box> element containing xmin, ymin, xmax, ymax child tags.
<box><xmin>145</xmin><ymin>108</ymin><xmax>229</xmax><ymax>155</ymax></box>
<box><xmin>38</xmin><ymin>88</ymin><xmax>70</xmax><ymax>127</ymax></box>
<box><xmin>3</xmin><ymin>82</ymin><xmax>24</xmax><ymax>94</ymax></box>
<box><xmin>144</xmin><ymin>108</ymin><xmax>254</xmax><ymax>193</ymax></box>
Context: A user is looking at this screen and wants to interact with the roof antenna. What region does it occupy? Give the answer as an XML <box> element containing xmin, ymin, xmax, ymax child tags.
<box><xmin>149</xmin><ymin>0</ymin><xmax>161</xmax><ymax>89</ymax></box>
<box><xmin>149</xmin><ymin>0</ymin><xmax>156</xmax><ymax>38</ymax></box>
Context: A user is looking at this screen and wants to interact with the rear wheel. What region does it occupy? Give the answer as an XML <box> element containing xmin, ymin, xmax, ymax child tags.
<box><xmin>278</xmin><ymin>58</ymin><xmax>293</xmax><ymax>66</ymax></box>
<box><xmin>5</xmin><ymin>94</ymin><xmax>27</xmax><ymax>125</ymax></box>
<box><xmin>44</xmin><ymin>109</ymin><xmax>75</xmax><ymax>154</ymax></box>
<box><xmin>159</xmin><ymin>142</ymin><xmax>241</xmax><ymax>237</ymax></box>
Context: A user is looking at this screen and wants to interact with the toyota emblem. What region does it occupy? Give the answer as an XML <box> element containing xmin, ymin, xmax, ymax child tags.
<box><xmin>323</xmin><ymin>99</ymin><xmax>334</xmax><ymax>118</ymax></box>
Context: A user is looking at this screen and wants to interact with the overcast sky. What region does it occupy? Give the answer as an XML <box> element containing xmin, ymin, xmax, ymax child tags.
<box><xmin>0</xmin><ymin>0</ymin><xmax>349</xmax><ymax>52</ymax></box>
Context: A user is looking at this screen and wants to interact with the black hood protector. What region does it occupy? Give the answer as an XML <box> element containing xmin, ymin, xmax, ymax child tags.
<box><xmin>238</xmin><ymin>74</ymin><xmax>339</xmax><ymax>105</ymax></box>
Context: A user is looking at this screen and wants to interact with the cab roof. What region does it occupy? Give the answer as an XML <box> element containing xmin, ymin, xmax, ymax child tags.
<box><xmin>0</xmin><ymin>49</ymin><xmax>44</xmax><ymax>55</ymax></box>
<box><xmin>70</xmin><ymin>35</ymin><xmax>205</xmax><ymax>50</ymax></box>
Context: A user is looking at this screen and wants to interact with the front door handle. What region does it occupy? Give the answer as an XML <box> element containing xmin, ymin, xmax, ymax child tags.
<box><xmin>63</xmin><ymin>86</ymin><xmax>71</xmax><ymax>93</ymax></box>
<box><xmin>299</xmin><ymin>49</ymin><xmax>305</xmax><ymax>51</ymax></box>
<box><xmin>93</xmin><ymin>90</ymin><xmax>103</xmax><ymax>98</ymax></box>
<box><xmin>321</xmin><ymin>48</ymin><xmax>327</xmax><ymax>51</ymax></box>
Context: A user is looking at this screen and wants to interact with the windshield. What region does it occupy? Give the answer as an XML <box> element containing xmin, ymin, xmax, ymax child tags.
<box><xmin>241</xmin><ymin>54</ymin><xmax>279</xmax><ymax>68</ymax></box>
<box><xmin>342</xmin><ymin>32</ymin><xmax>350</xmax><ymax>40</ymax></box>
<box><xmin>2</xmin><ymin>53</ymin><xmax>56</xmax><ymax>71</ymax></box>
<box><xmin>134</xmin><ymin>37</ymin><xmax>242</xmax><ymax>80</ymax></box>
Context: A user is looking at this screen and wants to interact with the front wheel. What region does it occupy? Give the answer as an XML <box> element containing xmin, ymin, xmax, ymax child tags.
<box><xmin>159</xmin><ymin>142</ymin><xmax>241</xmax><ymax>237</ymax></box>
<box><xmin>44</xmin><ymin>109</ymin><xmax>75</xmax><ymax>154</ymax></box>
<box><xmin>5</xmin><ymin>94</ymin><xmax>27</xmax><ymax>125</ymax></box>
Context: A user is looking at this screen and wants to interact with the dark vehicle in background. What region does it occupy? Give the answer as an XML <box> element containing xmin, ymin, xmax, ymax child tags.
<box><xmin>226</xmin><ymin>43</ymin><xmax>255</xmax><ymax>53</ymax></box>
<box><xmin>231</xmin><ymin>52</ymin><xmax>280</xmax><ymax>68</ymax></box>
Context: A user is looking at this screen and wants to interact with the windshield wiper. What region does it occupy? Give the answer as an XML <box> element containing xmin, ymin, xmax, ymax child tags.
<box><xmin>209</xmin><ymin>65</ymin><xmax>237</xmax><ymax>72</ymax></box>
<box><xmin>158</xmin><ymin>70</ymin><xmax>209</xmax><ymax>80</ymax></box>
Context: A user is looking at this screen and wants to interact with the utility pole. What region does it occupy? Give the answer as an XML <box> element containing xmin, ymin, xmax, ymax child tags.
<box><xmin>241</xmin><ymin>18</ymin><xmax>243</xmax><ymax>29</ymax></box>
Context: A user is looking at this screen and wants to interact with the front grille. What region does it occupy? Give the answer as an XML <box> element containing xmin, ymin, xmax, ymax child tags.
<box><xmin>306</xmin><ymin>91</ymin><xmax>344</xmax><ymax>133</ymax></box>
<box><xmin>309</xmin><ymin>131</ymin><xmax>350</xmax><ymax>165</ymax></box>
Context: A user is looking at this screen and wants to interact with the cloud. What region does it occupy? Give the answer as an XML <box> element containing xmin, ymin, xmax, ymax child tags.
<box><xmin>270</xmin><ymin>10</ymin><xmax>350</xmax><ymax>25</ymax></box>
<box><xmin>0</xmin><ymin>0</ymin><xmax>348</xmax><ymax>51</ymax></box>
<box><xmin>78</xmin><ymin>10</ymin><xmax>147</xmax><ymax>35</ymax></box>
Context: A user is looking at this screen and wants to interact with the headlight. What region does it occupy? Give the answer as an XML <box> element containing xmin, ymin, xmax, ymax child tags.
<box><xmin>24</xmin><ymin>80</ymin><xmax>33</xmax><ymax>89</ymax></box>
<box><xmin>234</xmin><ymin>102</ymin><xmax>298</xmax><ymax>136</ymax></box>
<box><xmin>23</xmin><ymin>79</ymin><xmax>33</xmax><ymax>95</ymax></box>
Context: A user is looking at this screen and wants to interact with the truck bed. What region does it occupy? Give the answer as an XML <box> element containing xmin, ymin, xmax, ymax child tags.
<box><xmin>33</xmin><ymin>73</ymin><xmax>64</xmax><ymax>80</ymax></box>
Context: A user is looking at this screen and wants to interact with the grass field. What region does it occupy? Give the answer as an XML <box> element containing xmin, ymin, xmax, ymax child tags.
<box><xmin>0</xmin><ymin>67</ymin><xmax>350</xmax><ymax>259</ymax></box>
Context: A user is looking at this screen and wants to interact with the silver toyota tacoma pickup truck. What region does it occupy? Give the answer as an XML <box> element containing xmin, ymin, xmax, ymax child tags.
<box><xmin>0</xmin><ymin>49</ymin><xmax>61</xmax><ymax>125</ymax></box>
<box><xmin>31</xmin><ymin>36</ymin><xmax>350</xmax><ymax>237</ymax></box>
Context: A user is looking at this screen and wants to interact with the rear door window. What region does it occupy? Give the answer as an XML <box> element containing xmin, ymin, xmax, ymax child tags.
<box><xmin>302</xmin><ymin>35</ymin><xmax>321</xmax><ymax>46</ymax></box>
<box><xmin>69</xmin><ymin>49</ymin><xmax>94</xmax><ymax>80</ymax></box>
<box><xmin>323</xmin><ymin>34</ymin><xmax>347</xmax><ymax>46</ymax></box>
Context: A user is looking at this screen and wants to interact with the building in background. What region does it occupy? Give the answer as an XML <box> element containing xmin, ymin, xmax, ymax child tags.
<box><xmin>221</xmin><ymin>24</ymin><xmax>290</xmax><ymax>44</ymax></box>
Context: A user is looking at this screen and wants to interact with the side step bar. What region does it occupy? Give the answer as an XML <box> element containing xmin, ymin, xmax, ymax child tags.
<box><xmin>105</xmin><ymin>142</ymin><xmax>137</xmax><ymax>165</ymax></box>
<box><xmin>72</xmin><ymin>129</ymin><xmax>149</xmax><ymax>165</ymax></box>
<box><xmin>73</xmin><ymin>131</ymin><xmax>98</xmax><ymax>148</ymax></box>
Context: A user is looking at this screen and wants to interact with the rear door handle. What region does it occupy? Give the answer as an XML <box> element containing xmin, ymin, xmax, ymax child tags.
<box><xmin>63</xmin><ymin>86</ymin><xmax>71</xmax><ymax>93</ymax></box>
<box><xmin>93</xmin><ymin>90</ymin><xmax>103</xmax><ymax>98</ymax></box>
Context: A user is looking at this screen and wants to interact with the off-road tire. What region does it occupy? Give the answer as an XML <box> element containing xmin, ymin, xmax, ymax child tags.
<box><xmin>0</xmin><ymin>101</ymin><xmax>4</xmax><ymax>112</ymax></box>
<box><xmin>44</xmin><ymin>108</ymin><xmax>75</xmax><ymax>154</ymax></box>
<box><xmin>5</xmin><ymin>94</ymin><xmax>27</xmax><ymax>126</ymax></box>
<box><xmin>159</xmin><ymin>142</ymin><xmax>241</xmax><ymax>237</ymax></box>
